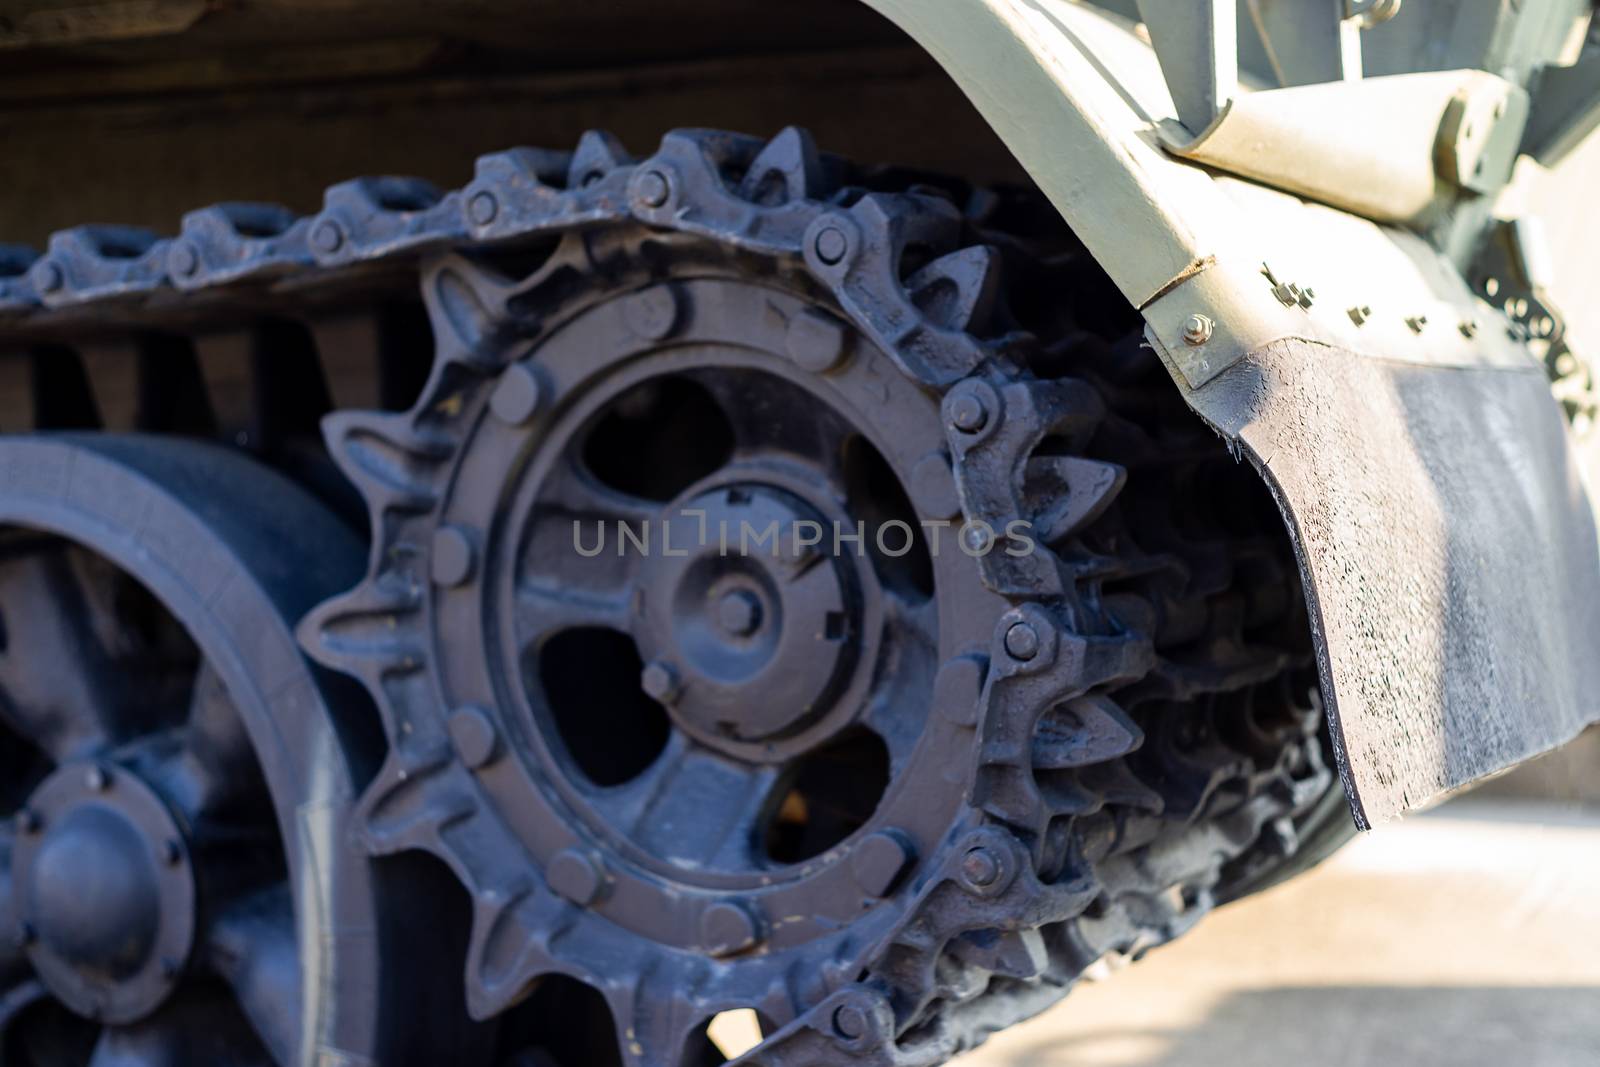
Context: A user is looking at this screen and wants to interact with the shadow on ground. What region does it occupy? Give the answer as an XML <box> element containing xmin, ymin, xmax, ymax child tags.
<box><xmin>990</xmin><ymin>986</ymin><xmax>1600</xmax><ymax>1067</ymax></box>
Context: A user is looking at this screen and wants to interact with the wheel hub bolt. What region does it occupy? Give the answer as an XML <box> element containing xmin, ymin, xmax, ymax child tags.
<box><xmin>467</xmin><ymin>190</ymin><xmax>499</xmax><ymax>226</ymax></box>
<box><xmin>170</xmin><ymin>242</ymin><xmax>200</xmax><ymax>278</ymax></box>
<box><xmin>34</xmin><ymin>261</ymin><xmax>64</xmax><ymax>294</ymax></box>
<box><xmin>961</xmin><ymin>846</ymin><xmax>1002</xmax><ymax>889</ymax></box>
<box><xmin>716</xmin><ymin>590</ymin><xmax>762</xmax><ymax>636</ymax></box>
<box><xmin>1182</xmin><ymin>313</ymin><xmax>1214</xmax><ymax>346</ymax></box>
<box><xmin>85</xmin><ymin>765</ymin><xmax>110</xmax><ymax>792</ymax></box>
<box><xmin>832</xmin><ymin>1002</ymin><xmax>871</xmax><ymax>1041</ymax></box>
<box><xmin>16</xmin><ymin>809</ymin><xmax>41</xmax><ymax>835</ymax></box>
<box><xmin>640</xmin><ymin>660</ymin><xmax>681</xmax><ymax>704</ymax></box>
<box><xmin>1003</xmin><ymin>621</ymin><xmax>1041</xmax><ymax>661</ymax></box>
<box><xmin>311</xmin><ymin>219</ymin><xmax>344</xmax><ymax>254</ymax></box>
<box><xmin>813</xmin><ymin>226</ymin><xmax>849</xmax><ymax>265</ymax></box>
<box><xmin>949</xmin><ymin>392</ymin><xmax>989</xmax><ymax>433</ymax></box>
<box><xmin>636</xmin><ymin>169</ymin><xmax>671</xmax><ymax>208</ymax></box>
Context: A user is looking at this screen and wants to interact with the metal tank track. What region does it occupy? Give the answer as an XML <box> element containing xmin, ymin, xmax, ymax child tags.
<box><xmin>0</xmin><ymin>127</ymin><xmax>1337</xmax><ymax>1066</ymax></box>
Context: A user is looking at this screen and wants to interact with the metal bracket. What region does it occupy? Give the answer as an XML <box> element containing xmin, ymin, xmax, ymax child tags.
<box><xmin>1135</xmin><ymin>0</ymin><xmax>1238</xmax><ymax>135</ymax></box>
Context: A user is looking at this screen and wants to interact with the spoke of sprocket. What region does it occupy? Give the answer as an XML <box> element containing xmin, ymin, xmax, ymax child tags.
<box><xmin>591</xmin><ymin>732</ymin><xmax>780</xmax><ymax>871</ymax></box>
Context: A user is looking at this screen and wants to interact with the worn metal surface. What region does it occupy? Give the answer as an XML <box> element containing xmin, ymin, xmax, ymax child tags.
<box><xmin>1172</xmin><ymin>339</ymin><xmax>1600</xmax><ymax>827</ymax></box>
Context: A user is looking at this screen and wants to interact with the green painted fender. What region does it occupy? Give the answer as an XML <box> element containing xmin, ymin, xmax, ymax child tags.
<box><xmin>861</xmin><ymin>0</ymin><xmax>1600</xmax><ymax>826</ymax></box>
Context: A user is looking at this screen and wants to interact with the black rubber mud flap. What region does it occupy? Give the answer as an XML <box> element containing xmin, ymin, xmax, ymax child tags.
<box><xmin>1181</xmin><ymin>338</ymin><xmax>1600</xmax><ymax>828</ymax></box>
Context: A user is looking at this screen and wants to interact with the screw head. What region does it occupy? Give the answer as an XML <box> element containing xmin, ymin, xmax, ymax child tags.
<box><xmin>636</xmin><ymin>169</ymin><xmax>671</xmax><ymax>208</ymax></box>
<box><xmin>489</xmin><ymin>363</ymin><xmax>543</xmax><ymax>426</ymax></box>
<box><xmin>311</xmin><ymin>219</ymin><xmax>344</xmax><ymax>255</ymax></box>
<box><xmin>640</xmin><ymin>660</ymin><xmax>681</xmax><ymax>704</ymax></box>
<box><xmin>700</xmin><ymin>900</ymin><xmax>762</xmax><ymax>956</ymax></box>
<box><xmin>170</xmin><ymin>241</ymin><xmax>201</xmax><ymax>277</ymax></box>
<box><xmin>34</xmin><ymin>260</ymin><xmax>64</xmax><ymax>293</ymax></box>
<box><xmin>85</xmin><ymin>765</ymin><xmax>110</xmax><ymax>792</ymax></box>
<box><xmin>948</xmin><ymin>391</ymin><xmax>989</xmax><ymax>433</ymax></box>
<box><xmin>1459</xmin><ymin>318</ymin><xmax>1480</xmax><ymax>338</ymax></box>
<box><xmin>1181</xmin><ymin>313</ymin><xmax>1214</xmax><ymax>346</ymax></box>
<box><xmin>960</xmin><ymin>846</ymin><xmax>1001</xmax><ymax>889</ymax></box>
<box><xmin>448</xmin><ymin>706</ymin><xmax>500</xmax><ymax>769</ymax></box>
<box><xmin>467</xmin><ymin>190</ymin><xmax>499</xmax><ymax>226</ymax></box>
<box><xmin>546</xmin><ymin>848</ymin><xmax>606</xmax><ymax>907</ymax></box>
<box><xmin>431</xmin><ymin>525</ymin><xmax>477</xmax><ymax>587</ymax></box>
<box><xmin>813</xmin><ymin>225</ymin><xmax>849</xmax><ymax>265</ymax></box>
<box><xmin>716</xmin><ymin>590</ymin><xmax>762</xmax><ymax>636</ymax></box>
<box><xmin>1003</xmin><ymin>621</ymin><xmax>1040</xmax><ymax>661</ymax></box>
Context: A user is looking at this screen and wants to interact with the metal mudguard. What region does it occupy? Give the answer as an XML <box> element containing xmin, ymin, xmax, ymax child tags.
<box><xmin>1191</xmin><ymin>339</ymin><xmax>1600</xmax><ymax>827</ymax></box>
<box><xmin>863</xmin><ymin>0</ymin><xmax>1600</xmax><ymax>825</ymax></box>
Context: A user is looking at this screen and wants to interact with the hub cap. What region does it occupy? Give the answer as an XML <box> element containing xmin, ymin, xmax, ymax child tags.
<box><xmin>14</xmin><ymin>764</ymin><xmax>196</xmax><ymax>1024</ymax></box>
<box><xmin>636</xmin><ymin>482</ymin><xmax>860</xmax><ymax>750</ymax></box>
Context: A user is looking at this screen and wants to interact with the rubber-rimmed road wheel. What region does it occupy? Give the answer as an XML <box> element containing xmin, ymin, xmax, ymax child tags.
<box><xmin>0</xmin><ymin>435</ymin><xmax>474</xmax><ymax>1066</ymax></box>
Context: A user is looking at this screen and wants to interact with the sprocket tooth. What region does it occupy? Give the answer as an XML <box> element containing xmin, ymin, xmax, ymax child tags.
<box><xmin>321</xmin><ymin>409</ymin><xmax>446</xmax><ymax>515</ymax></box>
<box><xmin>295</xmin><ymin>578</ymin><xmax>424</xmax><ymax>680</ymax></box>
<box><xmin>464</xmin><ymin>881</ymin><xmax>548</xmax><ymax>1019</ymax></box>
<box><xmin>420</xmin><ymin>254</ymin><xmax>519</xmax><ymax>368</ymax></box>
<box><xmin>906</xmin><ymin>245</ymin><xmax>1001</xmax><ymax>333</ymax></box>
<box><xmin>1076</xmin><ymin>759</ymin><xmax>1165</xmax><ymax>815</ymax></box>
<box><xmin>948</xmin><ymin>928</ymin><xmax>1049</xmax><ymax>981</ymax></box>
<box><xmin>1032</xmin><ymin>695</ymin><xmax>1143</xmax><ymax>770</ymax></box>
<box><xmin>737</xmin><ymin>126</ymin><xmax>823</xmax><ymax>206</ymax></box>
<box><xmin>567</xmin><ymin>130</ymin><xmax>633</xmax><ymax>189</ymax></box>
<box><xmin>355</xmin><ymin>748</ymin><xmax>470</xmax><ymax>856</ymax></box>
<box><xmin>1025</xmin><ymin>456</ymin><xmax>1127</xmax><ymax>542</ymax></box>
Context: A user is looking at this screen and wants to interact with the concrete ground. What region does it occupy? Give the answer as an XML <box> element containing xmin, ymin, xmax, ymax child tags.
<box><xmin>953</xmin><ymin>797</ymin><xmax>1600</xmax><ymax>1067</ymax></box>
